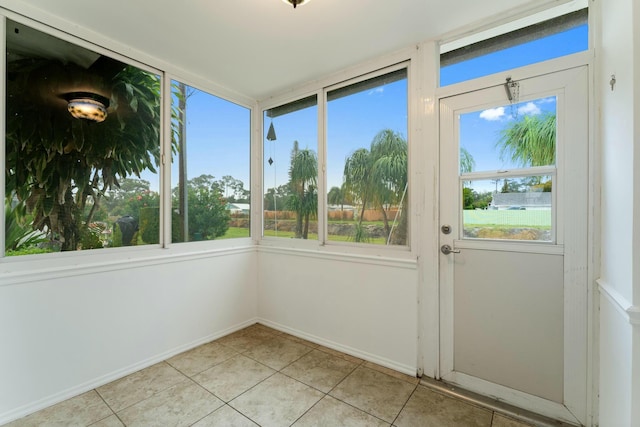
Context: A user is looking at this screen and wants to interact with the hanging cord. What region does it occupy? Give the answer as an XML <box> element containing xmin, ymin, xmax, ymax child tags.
<box><xmin>266</xmin><ymin>120</ymin><xmax>278</xmax><ymax>235</ymax></box>
<box><xmin>387</xmin><ymin>182</ymin><xmax>408</xmax><ymax>245</ymax></box>
<box><xmin>504</xmin><ymin>77</ymin><xmax>520</xmax><ymax>118</ymax></box>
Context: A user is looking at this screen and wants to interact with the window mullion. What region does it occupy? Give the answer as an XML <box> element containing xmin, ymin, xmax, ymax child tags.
<box><xmin>161</xmin><ymin>73</ymin><xmax>173</xmax><ymax>248</ymax></box>
<box><xmin>318</xmin><ymin>89</ymin><xmax>327</xmax><ymax>245</ymax></box>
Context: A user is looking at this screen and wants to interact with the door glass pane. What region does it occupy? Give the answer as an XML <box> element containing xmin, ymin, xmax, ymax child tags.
<box><xmin>460</xmin><ymin>97</ymin><xmax>557</xmax><ymax>172</ymax></box>
<box><xmin>459</xmin><ymin>95</ymin><xmax>557</xmax><ymax>243</ymax></box>
<box><xmin>263</xmin><ymin>96</ymin><xmax>318</xmax><ymax>239</ymax></box>
<box><xmin>462</xmin><ymin>177</ymin><xmax>553</xmax><ymax>241</ymax></box>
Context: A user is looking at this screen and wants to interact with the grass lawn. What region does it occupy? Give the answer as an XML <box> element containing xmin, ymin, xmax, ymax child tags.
<box><xmin>463</xmin><ymin>210</ymin><xmax>551</xmax><ymax>227</ymax></box>
<box><xmin>220</xmin><ymin>227</ymin><xmax>250</xmax><ymax>239</ymax></box>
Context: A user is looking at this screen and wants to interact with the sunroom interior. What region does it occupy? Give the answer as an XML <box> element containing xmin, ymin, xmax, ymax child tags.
<box><xmin>0</xmin><ymin>0</ymin><xmax>638</xmax><ymax>426</ymax></box>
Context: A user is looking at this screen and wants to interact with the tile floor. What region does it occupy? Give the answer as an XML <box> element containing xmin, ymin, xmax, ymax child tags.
<box><xmin>6</xmin><ymin>324</ymin><xmax>536</xmax><ymax>427</ymax></box>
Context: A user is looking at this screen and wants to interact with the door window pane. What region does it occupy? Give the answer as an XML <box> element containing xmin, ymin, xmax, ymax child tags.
<box><xmin>462</xmin><ymin>177</ymin><xmax>553</xmax><ymax>242</ymax></box>
<box><xmin>263</xmin><ymin>96</ymin><xmax>318</xmax><ymax>239</ymax></box>
<box><xmin>171</xmin><ymin>82</ymin><xmax>251</xmax><ymax>243</ymax></box>
<box><xmin>459</xmin><ymin>95</ymin><xmax>557</xmax><ymax>242</ymax></box>
<box><xmin>5</xmin><ymin>20</ymin><xmax>161</xmax><ymax>255</ymax></box>
<box><xmin>460</xmin><ymin>97</ymin><xmax>557</xmax><ymax>172</ymax></box>
<box><xmin>326</xmin><ymin>69</ymin><xmax>408</xmax><ymax>246</ymax></box>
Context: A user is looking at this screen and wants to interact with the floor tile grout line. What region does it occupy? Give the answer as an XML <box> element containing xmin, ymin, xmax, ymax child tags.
<box><xmin>321</xmin><ymin>393</ymin><xmax>396</xmax><ymax>425</ymax></box>
<box><xmin>85</xmin><ymin>389</ymin><xmax>119</xmax><ymax>426</ymax></box>
<box><xmin>288</xmin><ymin>393</ymin><xmax>329</xmax><ymax>426</ymax></box>
<box><xmin>165</xmin><ymin>349</ymin><xmax>240</xmax><ymax>379</ymax></box>
<box><xmin>389</xmin><ymin>381</ymin><xmax>420</xmax><ymax>426</ymax></box>
<box><xmin>101</xmin><ymin>370</ymin><xmax>193</xmax><ymax>415</ymax></box>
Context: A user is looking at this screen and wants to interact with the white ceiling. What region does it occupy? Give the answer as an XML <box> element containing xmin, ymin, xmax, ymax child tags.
<box><xmin>8</xmin><ymin>0</ymin><xmax>542</xmax><ymax>100</ymax></box>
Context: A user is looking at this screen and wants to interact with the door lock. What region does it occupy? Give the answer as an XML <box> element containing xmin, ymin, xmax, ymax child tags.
<box><xmin>441</xmin><ymin>225</ymin><xmax>452</xmax><ymax>234</ymax></box>
<box><xmin>440</xmin><ymin>244</ymin><xmax>460</xmax><ymax>255</ymax></box>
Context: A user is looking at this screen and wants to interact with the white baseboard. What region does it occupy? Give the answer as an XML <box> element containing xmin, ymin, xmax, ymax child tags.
<box><xmin>257</xmin><ymin>318</ymin><xmax>417</xmax><ymax>377</ymax></box>
<box><xmin>0</xmin><ymin>318</ymin><xmax>259</xmax><ymax>425</ymax></box>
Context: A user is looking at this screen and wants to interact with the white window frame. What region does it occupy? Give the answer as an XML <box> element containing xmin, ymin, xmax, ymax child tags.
<box><xmin>258</xmin><ymin>54</ymin><xmax>418</xmax><ymax>259</ymax></box>
<box><xmin>0</xmin><ymin>11</ymin><xmax>255</xmax><ymax>274</ymax></box>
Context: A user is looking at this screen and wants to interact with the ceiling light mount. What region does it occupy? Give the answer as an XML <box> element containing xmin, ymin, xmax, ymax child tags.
<box><xmin>282</xmin><ymin>0</ymin><xmax>311</xmax><ymax>9</ymax></box>
<box><xmin>64</xmin><ymin>92</ymin><xmax>110</xmax><ymax>123</ymax></box>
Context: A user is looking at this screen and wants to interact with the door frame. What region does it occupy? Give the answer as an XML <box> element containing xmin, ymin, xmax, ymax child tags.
<box><xmin>425</xmin><ymin>61</ymin><xmax>591</xmax><ymax>425</ymax></box>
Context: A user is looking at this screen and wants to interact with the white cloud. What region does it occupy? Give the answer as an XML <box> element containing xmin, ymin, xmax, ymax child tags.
<box><xmin>479</xmin><ymin>107</ymin><xmax>505</xmax><ymax>121</ymax></box>
<box><xmin>518</xmin><ymin>102</ymin><xmax>541</xmax><ymax>116</ymax></box>
<box><xmin>368</xmin><ymin>87</ymin><xmax>384</xmax><ymax>95</ymax></box>
<box><xmin>538</xmin><ymin>97</ymin><xmax>556</xmax><ymax>104</ymax></box>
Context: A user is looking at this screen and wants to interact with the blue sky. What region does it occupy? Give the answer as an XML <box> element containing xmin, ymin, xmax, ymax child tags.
<box><xmin>143</xmin><ymin>23</ymin><xmax>587</xmax><ymax>195</ymax></box>
<box><xmin>171</xmin><ymin>88</ymin><xmax>251</xmax><ymax>189</ymax></box>
<box><xmin>263</xmin><ymin>78</ymin><xmax>408</xmax><ymax>192</ymax></box>
<box><xmin>461</xmin><ymin>96</ymin><xmax>557</xmax><ymax>173</ymax></box>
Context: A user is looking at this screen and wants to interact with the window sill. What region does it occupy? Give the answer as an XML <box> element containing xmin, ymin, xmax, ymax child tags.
<box><xmin>0</xmin><ymin>239</ymin><xmax>255</xmax><ymax>286</ymax></box>
<box><xmin>258</xmin><ymin>240</ymin><xmax>418</xmax><ymax>270</ymax></box>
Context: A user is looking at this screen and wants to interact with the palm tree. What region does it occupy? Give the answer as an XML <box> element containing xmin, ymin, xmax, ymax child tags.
<box><xmin>343</xmin><ymin>147</ymin><xmax>374</xmax><ymax>230</ymax></box>
<box><xmin>497</xmin><ymin>113</ymin><xmax>556</xmax><ymax>167</ymax></box>
<box><xmin>343</xmin><ymin>129</ymin><xmax>408</xmax><ymax>243</ymax></box>
<box><xmin>370</xmin><ymin>130</ymin><xmax>408</xmax><ymax>239</ymax></box>
<box><xmin>460</xmin><ymin>146</ymin><xmax>475</xmax><ymax>174</ymax></box>
<box><xmin>288</xmin><ymin>141</ymin><xmax>318</xmax><ymax>239</ymax></box>
<box><xmin>327</xmin><ymin>186</ymin><xmax>344</xmax><ymax>207</ymax></box>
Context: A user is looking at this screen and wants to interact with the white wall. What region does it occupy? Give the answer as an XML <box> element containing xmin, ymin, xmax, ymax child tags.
<box><xmin>257</xmin><ymin>248</ymin><xmax>419</xmax><ymax>375</ymax></box>
<box><xmin>596</xmin><ymin>0</ymin><xmax>640</xmax><ymax>425</ymax></box>
<box><xmin>0</xmin><ymin>249</ymin><xmax>258</xmax><ymax>424</ymax></box>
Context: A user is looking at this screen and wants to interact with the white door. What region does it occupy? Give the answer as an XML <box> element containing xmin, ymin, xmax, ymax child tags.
<box><xmin>439</xmin><ymin>67</ymin><xmax>588</xmax><ymax>425</ymax></box>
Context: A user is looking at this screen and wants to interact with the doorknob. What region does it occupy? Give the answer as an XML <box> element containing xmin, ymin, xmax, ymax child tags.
<box><xmin>440</xmin><ymin>244</ymin><xmax>461</xmax><ymax>255</ymax></box>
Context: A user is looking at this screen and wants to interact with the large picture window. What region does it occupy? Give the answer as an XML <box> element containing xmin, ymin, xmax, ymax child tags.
<box><xmin>5</xmin><ymin>20</ymin><xmax>161</xmax><ymax>255</ymax></box>
<box><xmin>261</xmin><ymin>66</ymin><xmax>410</xmax><ymax>248</ymax></box>
<box><xmin>3</xmin><ymin>20</ymin><xmax>251</xmax><ymax>258</ymax></box>
<box><xmin>171</xmin><ymin>81</ymin><xmax>251</xmax><ymax>243</ymax></box>
<box><xmin>326</xmin><ymin>68</ymin><xmax>408</xmax><ymax>246</ymax></box>
<box><xmin>263</xmin><ymin>96</ymin><xmax>318</xmax><ymax>240</ymax></box>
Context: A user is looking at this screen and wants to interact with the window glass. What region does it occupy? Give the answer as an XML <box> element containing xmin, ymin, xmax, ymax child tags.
<box><xmin>326</xmin><ymin>69</ymin><xmax>408</xmax><ymax>246</ymax></box>
<box><xmin>263</xmin><ymin>96</ymin><xmax>318</xmax><ymax>239</ymax></box>
<box><xmin>171</xmin><ymin>81</ymin><xmax>251</xmax><ymax>243</ymax></box>
<box><xmin>459</xmin><ymin>97</ymin><xmax>556</xmax><ymax>242</ymax></box>
<box><xmin>441</xmin><ymin>9</ymin><xmax>588</xmax><ymax>86</ymax></box>
<box><xmin>5</xmin><ymin>20</ymin><xmax>161</xmax><ymax>255</ymax></box>
<box><xmin>462</xmin><ymin>177</ymin><xmax>553</xmax><ymax>241</ymax></box>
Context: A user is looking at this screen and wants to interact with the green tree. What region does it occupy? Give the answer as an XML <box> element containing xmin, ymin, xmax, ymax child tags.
<box><xmin>5</xmin><ymin>58</ymin><xmax>161</xmax><ymax>251</ymax></box>
<box><xmin>263</xmin><ymin>184</ymin><xmax>292</xmax><ymax>212</ymax></box>
<box><xmin>287</xmin><ymin>141</ymin><xmax>318</xmax><ymax>239</ymax></box>
<box><xmin>103</xmin><ymin>178</ymin><xmax>152</xmax><ymax>216</ymax></box>
<box><xmin>172</xmin><ymin>174</ymin><xmax>230</xmax><ymax>241</ymax></box>
<box><xmin>219</xmin><ymin>175</ymin><xmax>250</xmax><ymax>203</ymax></box>
<box><xmin>497</xmin><ymin>113</ymin><xmax>556</xmax><ymax>167</ymax></box>
<box><xmin>327</xmin><ymin>184</ymin><xmax>352</xmax><ymax>216</ymax></box>
<box><xmin>343</xmin><ymin>129</ymin><xmax>407</xmax><ymax>243</ymax></box>
<box><xmin>4</xmin><ymin>198</ymin><xmax>47</xmax><ymax>252</ymax></box>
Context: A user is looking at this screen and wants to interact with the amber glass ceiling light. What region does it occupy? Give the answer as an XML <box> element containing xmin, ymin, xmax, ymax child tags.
<box><xmin>282</xmin><ymin>0</ymin><xmax>311</xmax><ymax>8</ymax></box>
<box><xmin>65</xmin><ymin>92</ymin><xmax>110</xmax><ymax>122</ymax></box>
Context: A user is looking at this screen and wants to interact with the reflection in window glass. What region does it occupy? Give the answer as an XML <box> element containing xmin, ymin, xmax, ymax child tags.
<box><xmin>462</xmin><ymin>177</ymin><xmax>553</xmax><ymax>242</ymax></box>
<box><xmin>263</xmin><ymin>96</ymin><xmax>318</xmax><ymax>239</ymax></box>
<box><xmin>5</xmin><ymin>20</ymin><xmax>161</xmax><ymax>255</ymax></box>
<box><xmin>327</xmin><ymin>69</ymin><xmax>408</xmax><ymax>246</ymax></box>
<box><xmin>171</xmin><ymin>82</ymin><xmax>251</xmax><ymax>243</ymax></box>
